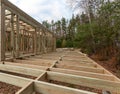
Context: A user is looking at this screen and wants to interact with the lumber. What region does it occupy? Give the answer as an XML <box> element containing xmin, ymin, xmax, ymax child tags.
<box><xmin>16</xmin><ymin>82</ymin><xmax>34</xmax><ymax>94</ymax></box>
<box><xmin>0</xmin><ymin>2</ymin><xmax>5</xmax><ymax>61</ymax></box>
<box><xmin>47</xmin><ymin>71</ymin><xmax>120</xmax><ymax>93</ymax></box>
<box><xmin>0</xmin><ymin>72</ymin><xmax>31</xmax><ymax>87</ymax></box>
<box><xmin>34</xmin><ymin>81</ymin><xmax>96</xmax><ymax>94</ymax></box>
<box><xmin>50</xmin><ymin>68</ymin><xmax>115</xmax><ymax>81</ymax></box>
<box><xmin>3</xmin><ymin>61</ymin><xmax>48</xmax><ymax>70</ymax></box>
<box><xmin>14</xmin><ymin>59</ymin><xmax>53</xmax><ymax>67</ymax></box>
<box><xmin>0</xmin><ymin>64</ymin><xmax>44</xmax><ymax>77</ymax></box>
<box><xmin>58</xmin><ymin>61</ymin><xmax>97</xmax><ymax>68</ymax></box>
<box><xmin>56</xmin><ymin>64</ymin><xmax>104</xmax><ymax>73</ymax></box>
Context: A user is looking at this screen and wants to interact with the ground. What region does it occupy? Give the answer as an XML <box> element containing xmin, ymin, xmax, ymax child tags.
<box><xmin>90</xmin><ymin>54</ymin><xmax>120</xmax><ymax>78</ymax></box>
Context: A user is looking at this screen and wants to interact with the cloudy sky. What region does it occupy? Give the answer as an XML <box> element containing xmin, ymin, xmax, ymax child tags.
<box><xmin>8</xmin><ymin>0</ymin><xmax>73</xmax><ymax>23</ymax></box>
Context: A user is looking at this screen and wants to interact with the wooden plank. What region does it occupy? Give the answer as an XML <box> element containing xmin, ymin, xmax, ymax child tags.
<box><xmin>34</xmin><ymin>29</ymin><xmax>37</xmax><ymax>55</ymax></box>
<box><xmin>11</xmin><ymin>13</ymin><xmax>15</xmax><ymax>58</ymax></box>
<box><xmin>36</xmin><ymin>72</ymin><xmax>47</xmax><ymax>81</ymax></box>
<box><xmin>14</xmin><ymin>59</ymin><xmax>53</xmax><ymax>67</ymax></box>
<box><xmin>0</xmin><ymin>3</ymin><xmax>5</xmax><ymax>61</ymax></box>
<box><xmin>16</xmin><ymin>15</ymin><xmax>20</xmax><ymax>58</ymax></box>
<box><xmin>0</xmin><ymin>64</ymin><xmax>44</xmax><ymax>77</ymax></box>
<box><xmin>61</xmin><ymin>59</ymin><xmax>93</xmax><ymax>64</ymax></box>
<box><xmin>0</xmin><ymin>72</ymin><xmax>31</xmax><ymax>87</ymax></box>
<box><xmin>3</xmin><ymin>61</ymin><xmax>48</xmax><ymax>70</ymax></box>
<box><xmin>50</xmin><ymin>62</ymin><xmax>56</xmax><ymax>68</ymax></box>
<box><xmin>16</xmin><ymin>82</ymin><xmax>34</xmax><ymax>94</ymax></box>
<box><xmin>56</xmin><ymin>64</ymin><xmax>104</xmax><ymax>73</ymax></box>
<box><xmin>47</xmin><ymin>71</ymin><xmax>120</xmax><ymax>93</ymax></box>
<box><xmin>50</xmin><ymin>68</ymin><xmax>115</xmax><ymax>81</ymax></box>
<box><xmin>59</xmin><ymin>61</ymin><xmax>97</xmax><ymax>68</ymax></box>
<box><xmin>34</xmin><ymin>81</ymin><xmax>96</xmax><ymax>94</ymax></box>
<box><xmin>26</xmin><ymin>58</ymin><xmax>57</xmax><ymax>63</ymax></box>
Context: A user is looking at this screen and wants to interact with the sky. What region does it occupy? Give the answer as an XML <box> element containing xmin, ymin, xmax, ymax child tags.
<box><xmin>8</xmin><ymin>0</ymin><xmax>73</xmax><ymax>23</ymax></box>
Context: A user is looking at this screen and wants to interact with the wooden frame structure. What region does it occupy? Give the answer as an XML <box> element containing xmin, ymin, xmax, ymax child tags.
<box><xmin>0</xmin><ymin>0</ymin><xmax>56</xmax><ymax>61</ymax></box>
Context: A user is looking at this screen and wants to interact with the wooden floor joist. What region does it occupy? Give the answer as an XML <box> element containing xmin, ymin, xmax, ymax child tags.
<box><xmin>55</xmin><ymin>63</ymin><xmax>104</xmax><ymax>73</ymax></box>
<box><xmin>0</xmin><ymin>64</ymin><xmax>45</xmax><ymax>77</ymax></box>
<box><xmin>34</xmin><ymin>81</ymin><xmax>97</xmax><ymax>94</ymax></box>
<box><xmin>58</xmin><ymin>61</ymin><xmax>97</xmax><ymax>68</ymax></box>
<box><xmin>49</xmin><ymin>68</ymin><xmax>115</xmax><ymax>81</ymax></box>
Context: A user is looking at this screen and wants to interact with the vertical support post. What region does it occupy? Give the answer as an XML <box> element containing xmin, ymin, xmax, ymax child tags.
<box><xmin>43</xmin><ymin>32</ymin><xmax>46</xmax><ymax>53</ymax></box>
<box><xmin>0</xmin><ymin>2</ymin><xmax>5</xmax><ymax>61</ymax></box>
<box><xmin>40</xmin><ymin>31</ymin><xmax>42</xmax><ymax>54</ymax></box>
<box><xmin>41</xmin><ymin>31</ymin><xmax>44</xmax><ymax>54</ymax></box>
<box><xmin>38</xmin><ymin>29</ymin><xmax>41</xmax><ymax>54</ymax></box>
<box><xmin>23</xmin><ymin>29</ymin><xmax>25</xmax><ymax>54</ymax></box>
<box><xmin>11</xmin><ymin>13</ymin><xmax>15</xmax><ymax>58</ymax></box>
<box><xmin>16</xmin><ymin>15</ymin><xmax>20</xmax><ymax>58</ymax></box>
<box><xmin>34</xmin><ymin>28</ymin><xmax>37</xmax><ymax>55</ymax></box>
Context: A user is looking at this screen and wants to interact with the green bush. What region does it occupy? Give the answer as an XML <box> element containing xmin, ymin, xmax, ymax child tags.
<box><xmin>66</xmin><ymin>40</ymin><xmax>73</xmax><ymax>47</ymax></box>
<box><xmin>56</xmin><ymin>39</ymin><xmax>62</xmax><ymax>48</ymax></box>
<box><xmin>62</xmin><ymin>39</ymin><xmax>66</xmax><ymax>48</ymax></box>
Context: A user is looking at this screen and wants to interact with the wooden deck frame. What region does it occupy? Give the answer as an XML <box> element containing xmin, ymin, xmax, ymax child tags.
<box><xmin>0</xmin><ymin>49</ymin><xmax>119</xmax><ymax>93</ymax></box>
<box><xmin>0</xmin><ymin>69</ymin><xmax>97</xmax><ymax>94</ymax></box>
<box><xmin>0</xmin><ymin>0</ymin><xmax>119</xmax><ymax>93</ymax></box>
<box><xmin>0</xmin><ymin>58</ymin><xmax>120</xmax><ymax>92</ymax></box>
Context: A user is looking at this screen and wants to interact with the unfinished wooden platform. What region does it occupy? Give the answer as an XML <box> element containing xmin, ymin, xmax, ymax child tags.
<box><xmin>0</xmin><ymin>49</ymin><xmax>119</xmax><ymax>94</ymax></box>
<box><xmin>0</xmin><ymin>0</ymin><xmax>120</xmax><ymax>94</ymax></box>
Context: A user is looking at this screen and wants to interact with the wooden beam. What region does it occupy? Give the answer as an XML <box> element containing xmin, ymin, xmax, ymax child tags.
<box><xmin>34</xmin><ymin>81</ymin><xmax>96</xmax><ymax>94</ymax></box>
<box><xmin>56</xmin><ymin>64</ymin><xmax>104</xmax><ymax>73</ymax></box>
<box><xmin>58</xmin><ymin>61</ymin><xmax>97</xmax><ymax>68</ymax></box>
<box><xmin>16</xmin><ymin>82</ymin><xmax>34</xmax><ymax>94</ymax></box>
<box><xmin>0</xmin><ymin>3</ymin><xmax>5</xmax><ymax>61</ymax></box>
<box><xmin>14</xmin><ymin>59</ymin><xmax>53</xmax><ymax>67</ymax></box>
<box><xmin>16</xmin><ymin>15</ymin><xmax>20</xmax><ymax>58</ymax></box>
<box><xmin>47</xmin><ymin>71</ymin><xmax>120</xmax><ymax>93</ymax></box>
<box><xmin>11</xmin><ymin>13</ymin><xmax>15</xmax><ymax>58</ymax></box>
<box><xmin>36</xmin><ymin>72</ymin><xmax>47</xmax><ymax>81</ymax></box>
<box><xmin>34</xmin><ymin>28</ymin><xmax>37</xmax><ymax>55</ymax></box>
<box><xmin>0</xmin><ymin>64</ymin><xmax>44</xmax><ymax>77</ymax></box>
<box><xmin>3</xmin><ymin>62</ymin><xmax>48</xmax><ymax>70</ymax></box>
<box><xmin>0</xmin><ymin>72</ymin><xmax>31</xmax><ymax>87</ymax></box>
<box><xmin>61</xmin><ymin>59</ymin><xmax>93</xmax><ymax>64</ymax></box>
<box><xmin>49</xmin><ymin>68</ymin><xmax>115</xmax><ymax>81</ymax></box>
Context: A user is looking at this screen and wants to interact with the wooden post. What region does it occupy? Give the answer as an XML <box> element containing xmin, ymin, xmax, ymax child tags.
<box><xmin>11</xmin><ymin>13</ymin><xmax>15</xmax><ymax>58</ymax></box>
<box><xmin>37</xmin><ymin>29</ymin><xmax>41</xmax><ymax>54</ymax></box>
<box><xmin>34</xmin><ymin>28</ymin><xmax>37</xmax><ymax>55</ymax></box>
<box><xmin>40</xmin><ymin>31</ymin><xmax>42</xmax><ymax>53</ymax></box>
<box><xmin>0</xmin><ymin>2</ymin><xmax>5</xmax><ymax>61</ymax></box>
<box><xmin>16</xmin><ymin>15</ymin><xmax>20</xmax><ymax>58</ymax></box>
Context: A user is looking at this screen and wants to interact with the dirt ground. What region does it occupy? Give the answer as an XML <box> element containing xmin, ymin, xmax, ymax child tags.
<box><xmin>49</xmin><ymin>80</ymin><xmax>102</xmax><ymax>94</ymax></box>
<box><xmin>90</xmin><ymin>55</ymin><xmax>120</xmax><ymax>78</ymax></box>
<box><xmin>0</xmin><ymin>82</ymin><xmax>21</xmax><ymax>94</ymax></box>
